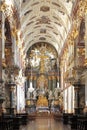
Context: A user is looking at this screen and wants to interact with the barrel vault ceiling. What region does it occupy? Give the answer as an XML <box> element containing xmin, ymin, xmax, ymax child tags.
<box><xmin>3</xmin><ymin>0</ymin><xmax>75</xmax><ymax>55</ymax></box>
<box><xmin>19</xmin><ymin>0</ymin><xmax>75</xmax><ymax>54</ymax></box>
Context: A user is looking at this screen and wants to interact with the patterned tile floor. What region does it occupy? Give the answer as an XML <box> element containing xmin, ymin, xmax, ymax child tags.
<box><xmin>20</xmin><ymin>118</ymin><xmax>71</xmax><ymax>130</ymax></box>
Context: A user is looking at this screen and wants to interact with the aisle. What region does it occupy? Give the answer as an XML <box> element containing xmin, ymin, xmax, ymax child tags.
<box><xmin>20</xmin><ymin>118</ymin><xmax>71</xmax><ymax>130</ymax></box>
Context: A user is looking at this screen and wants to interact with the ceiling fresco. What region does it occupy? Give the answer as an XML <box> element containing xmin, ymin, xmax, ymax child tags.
<box><xmin>19</xmin><ymin>0</ymin><xmax>75</xmax><ymax>54</ymax></box>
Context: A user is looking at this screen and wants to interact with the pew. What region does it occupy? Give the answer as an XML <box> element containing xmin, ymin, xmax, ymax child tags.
<box><xmin>69</xmin><ymin>114</ymin><xmax>87</xmax><ymax>130</ymax></box>
<box><xmin>1</xmin><ymin>114</ymin><xmax>22</xmax><ymax>130</ymax></box>
<box><xmin>0</xmin><ymin>116</ymin><xmax>13</xmax><ymax>130</ymax></box>
<box><xmin>16</xmin><ymin>113</ymin><xmax>28</xmax><ymax>125</ymax></box>
<box><xmin>63</xmin><ymin>113</ymin><xmax>73</xmax><ymax>124</ymax></box>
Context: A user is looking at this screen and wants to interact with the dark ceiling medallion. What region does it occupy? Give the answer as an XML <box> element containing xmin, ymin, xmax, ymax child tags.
<box><xmin>40</xmin><ymin>6</ymin><xmax>50</xmax><ymax>12</ymax></box>
<box><xmin>37</xmin><ymin>16</ymin><xmax>50</xmax><ymax>24</ymax></box>
<box><xmin>39</xmin><ymin>37</ymin><xmax>46</xmax><ymax>40</ymax></box>
<box><xmin>40</xmin><ymin>29</ymin><xmax>46</xmax><ymax>33</ymax></box>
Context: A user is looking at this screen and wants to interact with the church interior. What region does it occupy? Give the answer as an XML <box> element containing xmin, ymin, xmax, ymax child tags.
<box><xmin>0</xmin><ymin>0</ymin><xmax>87</xmax><ymax>130</ymax></box>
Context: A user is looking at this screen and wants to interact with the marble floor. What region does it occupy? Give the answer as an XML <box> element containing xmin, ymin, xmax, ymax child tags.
<box><xmin>20</xmin><ymin>118</ymin><xmax>71</xmax><ymax>130</ymax></box>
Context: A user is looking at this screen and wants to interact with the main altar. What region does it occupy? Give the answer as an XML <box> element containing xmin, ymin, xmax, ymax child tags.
<box><xmin>25</xmin><ymin>43</ymin><xmax>63</xmax><ymax>117</ymax></box>
<box><xmin>36</xmin><ymin>95</ymin><xmax>50</xmax><ymax>115</ymax></box>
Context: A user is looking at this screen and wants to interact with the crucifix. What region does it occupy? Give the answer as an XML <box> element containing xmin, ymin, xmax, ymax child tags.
<box><xmin>39</xmin><ymin>46</ymin><xmax>49</xmax><ymax>73</ymax></box>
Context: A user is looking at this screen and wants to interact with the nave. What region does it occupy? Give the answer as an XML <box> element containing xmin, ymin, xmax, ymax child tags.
<box><xmin>0</xmin><ymin>1</ymin><xmax>87</xmax><ymax>130</ymax></box>
<box><xmin>20</xmin><ymin>118</ymin><xmax>70</xmax><ymax>130</ymax></box>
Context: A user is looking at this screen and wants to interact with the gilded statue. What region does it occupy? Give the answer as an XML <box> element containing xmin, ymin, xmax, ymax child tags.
<box><xmin>37</xmin><ymin>95</ymin><xmax>48</xmax><ymax>107</ymax></box>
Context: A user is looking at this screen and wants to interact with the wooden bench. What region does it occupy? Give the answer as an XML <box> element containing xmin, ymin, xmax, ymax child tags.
<box><xmin>0</xmin><ymin>117</ymin><xmax>13</xmax><ymax>130</ymax></box>
<box><xmin>16</xmin><ymin>113</ymin><xmax>28</xmax><ymax>125</ymax></box>
<box><xmin>1</xmin><ymin>114</ymin><xmax>22</xmax><ymax>130</ymax></box>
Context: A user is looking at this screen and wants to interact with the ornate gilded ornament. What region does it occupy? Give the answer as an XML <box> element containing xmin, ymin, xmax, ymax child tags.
<box><xmin>77</xmin><ymin>48</ymin><xmax>85</xmax><ymax>56</ymax></box>
<box><xmin>37</xmin><ymin>95</ymin><xmax>48</xmax><ymax>107</ymax></box>
<box><xmin>11</xmin><ymin>27</ymin><xmax>18</xmax><ymax>37</ymax></box>
<box><xmin>0</xmin><ymin>1</ymin><xmax>6</xmax><ymax>12</ymax></box>
<box><xmin>84</xmin><ymin>0</ymin><xmax>87</xmax><ymax>14</ymax></box>
<box><xmin>84</xmin><ymin>58</ymin><xmax>87</xmax><ymax>66</ymax></box>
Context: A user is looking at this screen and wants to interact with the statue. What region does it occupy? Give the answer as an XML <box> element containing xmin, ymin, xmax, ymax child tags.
<box><xmin>27</xmin><ymin>85</ymin><xmax>34</xmax><ymax>99</ymax></box>
<box><xmin>48</xmin><ymin>90</ymin><xmax>53</xmax><ymax>99</ymax></box>
<box><xmin>37</xmin><ymin>95</ymin><xmax>48</xmax><ymax>107</ymax></box>
<box><xmin>33</xmin><ymin>90</ymin><xmax>37</xmax><ymax>99</ymax></box>
<box><xmin>27</xmin><ymin>90</ymin><xmax>30</xmax><ymax>99</ymax></box>
<box><xmin>54</xmin><ymin>88</ymin><xmax>58</xmax><ymax>99</ymax></box>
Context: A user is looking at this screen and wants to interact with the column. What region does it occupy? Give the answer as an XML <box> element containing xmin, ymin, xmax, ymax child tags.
<box><xmin>0</xmin><ymin>12</ymin><xmax>3</xmax><ymax>81</ymax></box>
<box><xmin>28</xmin><ymin>77</ymin><xmax>30</xmax><ymax>88</ymax></box>
<box><xmin>33</xmin><ymin>76</ymin><xmax>37</xmax><ymax>89</ymax></box>
<box><xmin>1</xmin><ymin>10</ymin><xmax>5</xmax><ymax>60</ymax></box>
<box><xmin>48</xmin><ymin>76</ymin><xmax>52</xmax><ymax>90</ymax></box>
<box><xmin>85</xmin><ymin>14</ymin><xmax>87</xmax><ymax>107</ymax></box>
<box><xmin>25</xmin><ymin>80</ymin><xmax>28</xmax><ymax>98</ymax></box>
<box><xmin>0</xmin><ymin>10</ymin><xmax>5</xmax><ymax>114</ymax></box>
<box><xmin>73</xmin><ymin>82</ymin><xmax>80</xmax><ymax>114</ymax></box>
<box><xmin>12</xmin><ymin>31</ymin><xmax>17</xmax><ymax>65</ymax></box>
<box><xmin>85</xmin><ymin>14</ymin><xmax>87</xmax><ymax>59</ymax></box>
<box><xmin>71</xmin><ymin>86</ymin><xmax>74</xmax><ymax>113</ymax></box>
<box><xmin>85</xmin><ymin>75</ymin><xmax>87</xmax><ymax>106</ymax></box>
<box><xmin>52</xmin><ymin>76</ymin><xmax>56</xmax><ymax>91</ymax></box>
<box><xmin>9</xmin><ymin>83</ymin><xmax>16</xmax><ymax>114</ymax></box>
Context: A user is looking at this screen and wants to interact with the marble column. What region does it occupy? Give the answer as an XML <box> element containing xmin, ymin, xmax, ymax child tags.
<box><xmin>25</xmin><ymin>80</ymin><xmax>28</xmax><ymax>98</ymax></box>
<box><xmin>73</xmin><ymin>82</ymin><xmax>80</xmax><ymax>114</ymax></box>
<box><xmin>27</xmin><ymin>77</ymin><xmax>29</xmax><ymax>88</ymax></box>
<box><xmin>33</xmin><ymin>76</ymin><xmax>37</xmax><ymax>89</ymax></box>
<box><xmin>52</xmin><ymin>76</ymin><xmax>56</xmax><ymax>91</ymax></box>
<box><xmin>0</xmin><ymin>28</ymin><xmax>2</xmax><ymax>81</ymax></box>
<box><xmin>85</xmin><ymin>75</ymin><xmax>87</xmax><ymax>106</ymax></box>
<box><xmin>1</xmin><ymin>11</ymin><xmax>5</xmax><ymax>60</ymax></box>
<box><xmin>12</xmin><ymin>33</ymin><xmax>17</xmax><ymax>65</ymax></box>
<box><xmin>10</xmin><ymin>86</ymin><xmax>14</xmax><ymax>108</ymax></box>
<box><xmin>71</xmin><ymin>86</ymin><xmax>74</xmax><ymax>113</ymax></box>
<box><xmin>48</xmin><ymin>76</ymin><xmax>52</xmax><ymax>90</ymax></box>
<box><xmin>0</xmin><ymin>11</ymin><xmax>3</xmax><ymax>81</ymax></box>
<box><xmin>0</xmin><ymin>11</ymin><xmax>5</xmax><ymax>114</ymax></box>
<box><xmin>85</xmin><ymin>14</ymin><xmax>87</xmax><ymax>59</ymax></box>
<box><xmin>85</xmin><ymin>14</ymin><xmax>87</xmax><ymax>106</ymax></box>
<box><xmin>9</xmin><ymin>83</ymin><xmax>16</xmax><ymax>114</ymax></box>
